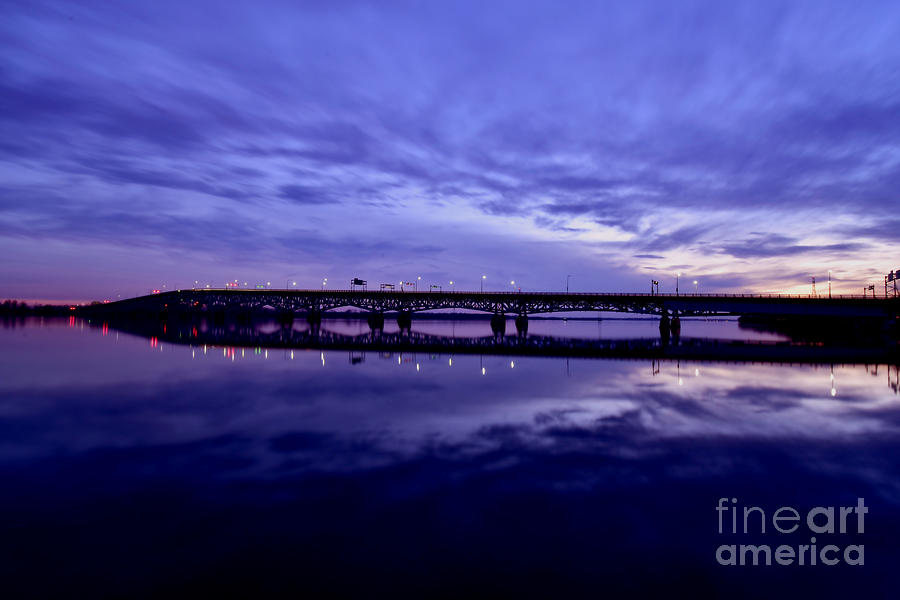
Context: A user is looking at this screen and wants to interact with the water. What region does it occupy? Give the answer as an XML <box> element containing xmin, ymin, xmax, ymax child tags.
<box><xmin>1</xmin><ymin>317</ymin><xmax>898</xmax><ymax>597</ymax></box>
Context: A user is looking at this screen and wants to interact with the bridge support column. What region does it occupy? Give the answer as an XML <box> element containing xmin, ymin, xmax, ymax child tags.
<box><xmin>306</xmin><ymin>309</ymin><xmax>322</xmax><ymax>328</ymax></box>
<box><xmin>368</xmin><ymin>311</ymin><xmax>385</xmax><ymax>332</ymax></box>
<box><xmin>397</xmin><ymin>311</ymin><xmax>412</xmax><ymax>331</ymax></box>
<box><xmin>515</xmin><ymin>314</ymin><xmax>528</xmax><ymax>336</ymax></box>
<box><xmin>491</xmin><ymin>313</ymin><xmax>506</xmax><ymax>336</ymax></box>
<box><xmin>659</xmin><ymin>311</ymin><xmax>670</xmax><ymax>345</ymax></box>
<box><xmin>276</xmin><ymin>310</ymin><xmax>295</xmax><ymax>327</ymax></box>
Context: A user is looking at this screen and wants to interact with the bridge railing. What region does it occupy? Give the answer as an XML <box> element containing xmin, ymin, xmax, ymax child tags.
<box><xmin>175</xmin><ymin>288</ymin><xmax>889</xmax><ymax>300</ymax></box>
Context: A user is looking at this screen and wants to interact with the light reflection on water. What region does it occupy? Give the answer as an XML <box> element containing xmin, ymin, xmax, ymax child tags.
<box><xmin>257</xmin><ymin>315</ymin><xmax>791</xmax><ymax>341</ymax></box>
<box><xmin>0</xmin><ymin>317</ymin><xmax>898</xmax><ymax>597</ymax></box>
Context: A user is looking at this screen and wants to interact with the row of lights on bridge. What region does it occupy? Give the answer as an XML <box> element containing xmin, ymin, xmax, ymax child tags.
<box><xmin>160</xmin><ymin>269</ymin><xmax>899</xmax><ymax>297</ymax></box>
<box><xmin>180</xmin><ymin>275</ymin><xmax>526</xmax><ymax>293</ymax></box>
<box><xmin>652</xmin><ymin>273</ymin><xmax>699</xmax><ymax>296</ymax></box>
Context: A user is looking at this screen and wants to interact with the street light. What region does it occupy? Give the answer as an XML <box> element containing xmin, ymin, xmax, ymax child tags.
<box><xmin>676</xmin><ymin>272</ymin><xmax>681</xmax><ymax>296</ymax></box>
<box><xmin>693</xmin><ymin>280</ymin><xmax>698</xmax><ymax>294</ymax></box>
<box><xmin>481</xmin><ymin>274</ymin><xmax>486</xmax><ymax>292</ymax></box>
<box><xmin>828</xmin><ymin>270</ymin><xmax>832</xmax><ymax>298</ymax></box>
<box><xmin>322</xmin><ymin>278</ymin><xmax>327</xmax><ymax>290</ymax></box>
<box><xmin>416</xmin><ymin>275</ymin><xmax>421</xmax><ymax>292</ymax></box>
<box><xmin>567</xmin><ymin>274</ymin><xmax>571</xmax><ymax>294</ymax></box>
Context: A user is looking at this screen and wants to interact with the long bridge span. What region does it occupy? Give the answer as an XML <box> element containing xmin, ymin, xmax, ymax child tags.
<box><xmin>89</xmin><ymin>288</ymin><xmax>899</xmax><ymax>322</ymax></box>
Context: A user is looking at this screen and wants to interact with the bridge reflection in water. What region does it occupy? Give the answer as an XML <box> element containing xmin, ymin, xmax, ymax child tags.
<box><xmin>95</xmin><ymin>316</ymin><xmax>900</xmax><ymax>366</ymax></box>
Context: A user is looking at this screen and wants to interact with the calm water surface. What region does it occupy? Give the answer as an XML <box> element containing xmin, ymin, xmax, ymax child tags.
<box><xmin>1</xmin><ymin>317</ymin><xmax>898</xmax><ymax>598</ymax></box>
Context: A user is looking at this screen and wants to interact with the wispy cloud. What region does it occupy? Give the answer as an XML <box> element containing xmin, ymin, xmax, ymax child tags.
<box><xmin>1</xmin><ymin>0</ymin><xmax>899</xmax><ymax>298</ymax></box>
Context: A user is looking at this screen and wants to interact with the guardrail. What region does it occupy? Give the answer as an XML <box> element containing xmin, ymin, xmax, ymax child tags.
<box><xmin>173</xmin><ymin>288</ymin><xmax>893</xmax><ymax>300</ymax></box>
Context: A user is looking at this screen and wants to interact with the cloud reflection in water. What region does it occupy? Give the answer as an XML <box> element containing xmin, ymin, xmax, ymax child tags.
<box><xmin>0</xmin><ymin>318</ymin><xmax>898</xmax><ymax>596</ymax></box>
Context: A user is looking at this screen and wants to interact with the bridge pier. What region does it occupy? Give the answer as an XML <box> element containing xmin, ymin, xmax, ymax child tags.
<box><xmin>515</xmin><ymin>314</ymin><xmax>528</xmax><ymax>336</ymax></box>
<box><xmin>397</xmin><ymin>311</ymin><xmax>412</xmax><ymax>332</ymax></box>
<box><xmin>305</xmin><ymin>309</ymin><xmax>322</xmax><ymax>328</ymax></box>
<box><xmin>491</xmin><ymin>313</ymin><xmax>506</xmax><ymax>336</ymax></box>
<box><xmin>659</xmin><ymin>311</ymin><xmax>670</xmax><ymax>345</ymax></box>
<box><xmin>367</xmin><ymin>311</ymin><xmax>385</xmax><ymax>332</ymax></box>
<box><xmin>276</xmin><ymin>310</ymin><xmax>295</xmax><ymax>327</ymax></box>
<box><xmin>659</xmin><ymin>311</ymin><xmax>681</xmax><ymax>344</ymax></box>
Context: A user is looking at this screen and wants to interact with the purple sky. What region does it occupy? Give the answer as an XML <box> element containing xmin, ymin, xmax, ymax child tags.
<box><xmin>2</xmin><ymin>0</ymin><xmax>899</xmax><ymax>301</ymax></box>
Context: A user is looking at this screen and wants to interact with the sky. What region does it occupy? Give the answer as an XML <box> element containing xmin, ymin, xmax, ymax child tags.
<box><xmin>1</xmin><ymin>0</ymin><xmax>899</xmax><ymax>302</ymax></box>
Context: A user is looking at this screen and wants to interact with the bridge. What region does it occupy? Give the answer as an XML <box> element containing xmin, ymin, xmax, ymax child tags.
<box><xmin>87</xmin><ymin>288</ymin><xmax>899</xmax><ymax>331</ymax></box>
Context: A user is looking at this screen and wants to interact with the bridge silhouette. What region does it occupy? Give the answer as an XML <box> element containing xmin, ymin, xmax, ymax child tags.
<box><xmin>86</xmin><ymin>287</ymin><xmax>900</xmax><ymax>338</ymax></box>
<box><xmin>91</xmin><ymin>288</ymin><xmax>899</xmax><ymax>321</ymax></box>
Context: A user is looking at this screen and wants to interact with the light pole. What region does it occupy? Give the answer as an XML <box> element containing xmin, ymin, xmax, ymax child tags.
<box><xmin>828</xmin><ymin>270</ymin><xmax>832</xmax><ymax>298</ymax></box>
<box><xmin>676</xmin><ymin>272</ymin><xmax>681</xmax><ymax>296</ymax></box>
<box><xmin>322</xmin><ymin>278</ymin><xmax>327</xmax><ymax>290</ymax></box>
<box><xmin>510</xmin><ymin>280</ymin><xmax>516</xmax><ymax>292</ymax></box>
<box><xmin>416</xmin><ymin>275</ymin><xmax>421</xmax><ymax>292</ymax></box>
<box><xmin>567</xmin><ymin>274</ymin><xmax>571</xmax><ymax>294</ymax></box>
<box><xmin>693</xmin><ymin>280</ymin><xmax>698</xmax><ymax>294</ymax></box>
<box><xmin>481</xmin><ymin>274</ymin><xmax>486</xmax><ymax>292</ymax></box>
